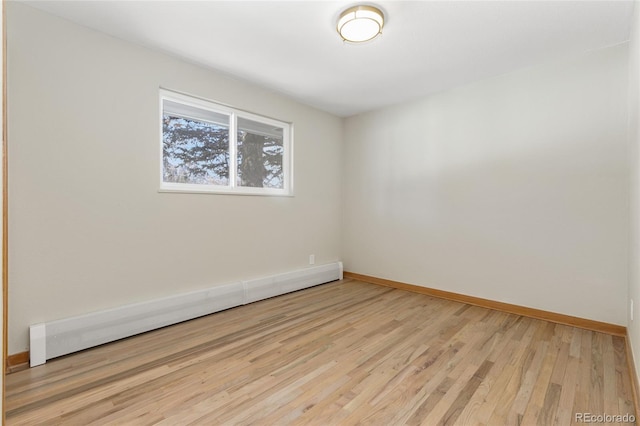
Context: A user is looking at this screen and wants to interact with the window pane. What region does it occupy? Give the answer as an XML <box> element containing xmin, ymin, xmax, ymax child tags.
<box><xmin>162</xmin><ymin>114</ymin><xmax>230</xmax><ymax>185</ymax></box>
<box><xmin>164</xmin><ymin>100</ymin><xmax>228</xmax><ymax>127</ymax></box>
<box><xmin>236</xmin><ymin>117</ymin><xmax>284</xmax><ymax>189</ymax></box>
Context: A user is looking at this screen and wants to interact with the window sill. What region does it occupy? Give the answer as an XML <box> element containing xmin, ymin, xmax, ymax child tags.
<box><xmin>158</xmin><ymin>184</ymin><xmax>293</xmax><ymax>197</ymax></box>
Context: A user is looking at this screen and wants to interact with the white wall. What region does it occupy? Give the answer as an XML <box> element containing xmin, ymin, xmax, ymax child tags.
<box><xmin>343</xmin><ymin>44</ymin><xmax>629</xmax><ymax>325</ymax></box>
<box><xmin>628</xmin><ymin>0</ymin><xmax>640</xmax><ymax>380</ymax></box>
<box><xmin>7</xmin><ymin>3</ymin><xmax>343</xmax><ymax>354</ymax></box>
<box><xmin>7</xmin><ymin>1</ymin><xmax>634</xmax><ymax>359</ymax></box>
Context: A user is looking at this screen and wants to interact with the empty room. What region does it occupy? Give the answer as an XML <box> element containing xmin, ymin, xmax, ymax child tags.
<box><xmin>4</xmin><ymin>0</ymin><xmax>640</xmax><ymax>424</ymax></box>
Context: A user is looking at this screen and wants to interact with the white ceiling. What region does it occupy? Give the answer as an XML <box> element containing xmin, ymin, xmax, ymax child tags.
<box><xmin>23</xmin><ymin>0</ymin><xmax>635</xmax><ymax>117</ymax></box>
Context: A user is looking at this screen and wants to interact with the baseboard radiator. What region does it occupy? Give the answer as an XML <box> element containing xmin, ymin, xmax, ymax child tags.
<box><xmin>29</xmin><ymin>262</ymin><xmax>343</xmax><ymax>367</ymax></box>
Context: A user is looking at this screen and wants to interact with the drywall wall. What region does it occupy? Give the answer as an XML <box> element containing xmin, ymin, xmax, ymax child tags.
<box><xmin>628</xmin><ymin>0</ymin><xmax>640</xmax><ymax>381</ymax></box>
<box><xmin>343</xmin><ymin>44</ymin><xmax>629</xmax><ymax>325</ymax></box>
<box><xmin>7</xmin><ymin>3</ymin><xmax>343</xmax><ymax>353</ymax></box>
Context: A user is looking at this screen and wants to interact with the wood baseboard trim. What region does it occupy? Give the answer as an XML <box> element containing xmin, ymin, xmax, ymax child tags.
<box><xmin>344</xmin><ymin>271</ymin><xmax>626</xmax><ymax>336</ymax></box>
<box><xmin>625</xmin><ymin>333</ymin><xmax>640</xmax><ymax>419</ymax></box>
<box><xmin>6</xmin><ymin>276</ymin><xmax>626</xmax><ymax>373</ymax></box>
<box><xmin>7</xmin><ymin>351</ymin><xmax>28</xmax><ymax>373</ymax></box>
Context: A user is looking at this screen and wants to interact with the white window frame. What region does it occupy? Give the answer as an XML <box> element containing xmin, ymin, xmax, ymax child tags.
<box><xmin>159</xmin><ymin>89</ymin><xmax>293</xmax><ymax>196</ymax></box>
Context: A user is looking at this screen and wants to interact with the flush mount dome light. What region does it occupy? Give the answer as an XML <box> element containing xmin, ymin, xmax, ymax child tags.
<box><xmin>337</xmin><ymin>5</ymin><xmax>384</xmax><ymax>43</ymax></box>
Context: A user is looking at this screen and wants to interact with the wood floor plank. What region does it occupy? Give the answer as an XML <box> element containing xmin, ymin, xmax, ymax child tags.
<box><xmin>520</xmin><ymin>326</ymin><xmax>564</xmax><ymax>424</ymax></box>
<box><xmin>614</xmin><ymin>335</ymin><xmax>636</xmax><ymax>418</ymax></box>
<box><xmin>554</xmin><ymin>352</ymin><xmax>580</xmax><ymax>425</ymax></box>
<box><xmin>602</xmin><ymin>334</ymin><xmax>620</xmax><ymax>417</ymax></box>
<box><xmin>6</xmin><ymin>279</ymin><xmax>637</xmax><ymax>425</ymax></box>
<box><xmin>505</xmin><ymin>340</ymin><xmax>549</xmax><ymax>424</ymax></box>
<box><xmin>485</xmin><ymin>321</ymin><xmax>541</xmax><ymax>424</ymax></box>
<box><xmin>437</xmin><ymin>360</ymin><xmax>494</xmax><ymax>425</ymax></box>
<box><xmin>573</xmin><ymin>329</ymin><xmax>594</xmax><ymax>418</ymax></box>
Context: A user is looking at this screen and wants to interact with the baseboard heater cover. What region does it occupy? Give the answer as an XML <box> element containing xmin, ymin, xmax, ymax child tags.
<box><xmin>29</xmin><ymin>262</ymin><xmax>343</xmax><ymax>367</ymax></box>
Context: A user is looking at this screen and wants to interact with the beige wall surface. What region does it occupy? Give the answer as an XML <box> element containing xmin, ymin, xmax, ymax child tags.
<box><xmin>628</xmin><ymin>0</ymin><xmax>640</xmax><ymax>384</ymax></box>
<box><xmin>7</xmin><ymin>3</ymin><xmax>343</xmax><ymax>353</ymax></box>
<box><xmin>343</xmin><ymin>44</ymin><xmax>629</xmax><ymax>325</ymax></box>
<box><xmin>6</xmin><ymin>1</ymin><xmax>634</xmax><ymax>356</ymax></box>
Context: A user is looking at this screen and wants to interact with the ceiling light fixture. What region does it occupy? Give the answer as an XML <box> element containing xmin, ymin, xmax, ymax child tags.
<box><xmin>337</xmin><ymin>5</ymin><xmax>384</xmax><ymax>43</ymax></box>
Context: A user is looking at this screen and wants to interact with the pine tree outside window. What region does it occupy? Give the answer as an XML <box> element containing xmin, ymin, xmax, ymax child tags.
<box><xmin>160</xmin><ymin>90</ymin><xmax>293</xmax><ymax>196</ymax></box>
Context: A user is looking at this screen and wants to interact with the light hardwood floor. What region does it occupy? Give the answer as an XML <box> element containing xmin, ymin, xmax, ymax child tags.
<box><xmin>6</xmin><ymin>279</ymin><xmax>637</xmax><ymax>425</ymax></box>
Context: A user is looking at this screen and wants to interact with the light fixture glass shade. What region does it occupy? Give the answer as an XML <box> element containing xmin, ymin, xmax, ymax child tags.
<box><xmin>337</xmin><ymin>5</ymin><xmax>384</xmax><ymax>43</ymax></box>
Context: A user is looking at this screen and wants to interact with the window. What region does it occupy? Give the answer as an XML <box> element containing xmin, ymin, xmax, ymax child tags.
<box><xmin>160</xmin><ymin>90</ymin><xmax>292</xmax><ymax>195</ymax></box>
